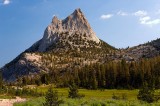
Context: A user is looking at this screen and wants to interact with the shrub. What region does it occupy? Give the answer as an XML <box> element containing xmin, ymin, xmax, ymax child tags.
<box><xmin>137</xmin><ymin>82</ymin><xmax>155</xmax><ymax>103</ymax></box>
<box><xmin>43</xmin><ymin>86</ymin><xmax>63</xmax><ymax>106</ymax></box>
<box><xmin>68</xmin><ymin>83</ymin><xmax>79</xmax><ymax>98</ymax></box>
<box><xmin>112</xmin><ymin>93</ymin><xmax>120</xmax><ymax>100</ymax></box>
<box><xmin>68</xmin><ymin>83</ymin><xmax>85</xmax><ymax>99</ymax></box>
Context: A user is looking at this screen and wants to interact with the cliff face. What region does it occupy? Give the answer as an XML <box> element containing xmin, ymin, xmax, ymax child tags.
<box><xmin>1</xmin><ymin>9</ymin><xmax>109</xmax><ymax>81</ymax></box>
<box><xmin>38</xmin><ymin>8</ymin><xmax>100</xmax><ymax>52</ymax></box>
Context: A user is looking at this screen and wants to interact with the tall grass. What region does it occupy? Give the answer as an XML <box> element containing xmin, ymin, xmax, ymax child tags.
<box><xmin>13</xmin><ymin>87</ymin><xmax>160</xmax><ymax>106</ymax></box>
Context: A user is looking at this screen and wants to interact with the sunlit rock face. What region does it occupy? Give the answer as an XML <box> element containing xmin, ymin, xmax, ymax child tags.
<box><xmin>38</xmin><ymin>8</ymin><xmax>100</xmax><ymax>52</ymax></box>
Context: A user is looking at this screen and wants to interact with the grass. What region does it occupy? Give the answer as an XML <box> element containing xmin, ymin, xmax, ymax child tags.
<box><xmin>0</xmin><ymin>94</ymin><xmax>16</xmax><ymax>99</ymax></box>
<box><xmin>13</xmin><ymin>85</ymin><xmax>160</xmax><ymax>106</ymax></box>
<box><xmin>14</xmin><ymin>96</ymin><xmax>160</xmax><ymax>106</ymax></box>
<box><xmin>36</xmin><ymin>85</ymin><xmax>138</xmax><ymax>100</ymax></box>
<box><xmin>14</xmin><ymin>97</ymin><xmax>44</xmax><ymax>106</ymax></box>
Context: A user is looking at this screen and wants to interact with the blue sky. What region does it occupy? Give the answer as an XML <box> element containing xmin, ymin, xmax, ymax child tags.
<box><xmin>1</xmin><ymin>0</ymin><xmax>160</xmax><ymax>67</ymax></box>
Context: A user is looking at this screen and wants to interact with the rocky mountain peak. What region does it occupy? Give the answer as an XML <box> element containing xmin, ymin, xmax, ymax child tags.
<box><xmin>62</xmin><ymin>8</ymin><xmax>92</xmax><ymax>32</ymax></box>
<box><xmin>71</xmin><ymin>8</ymin><xmax>85</xmax><ymax>20</ymax></box>
<box><xmin>38</xmin><ymin>8</ymin><xmax>100</xmax><ymax>52</ymax></box>
<box><xmin>52</xmin><ymin>16</ymin><xmax>59</xmax><ymax>24</ymax></box>
<box><xmin>74</xmin><ymin>8</ymin><xmax>81</xmax><ymax>13</ymax></box>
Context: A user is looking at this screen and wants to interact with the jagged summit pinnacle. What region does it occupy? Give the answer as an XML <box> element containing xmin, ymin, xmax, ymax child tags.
<box><xmin>38</xmin><ymin>8</ymin><xmax>100</xmax><ymax>52</ymax></box>
<box><xmin>72</xmin><ymin>8</ymin><xmax>84</xmax><ymax>18</ymax></box>
<box><xmin>52</xmin><ymin>16</ymin><xmax>59</xmax><ymax>23</ymax></box>
<box><xmin>74</xmin><ymin>8</ymin><xmax>81</xmax><ymax>13</ymax></box>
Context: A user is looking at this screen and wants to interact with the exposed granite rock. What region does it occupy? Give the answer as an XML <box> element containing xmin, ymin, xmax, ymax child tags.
<box><xmin>38</xmin><ymin>8</ymin><xmax>100</xmax><ymax>52</ymax></box>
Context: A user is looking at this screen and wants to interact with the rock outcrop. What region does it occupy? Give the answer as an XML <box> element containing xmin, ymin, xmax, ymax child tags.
<box><xmin>38</xmin><ymin>8</ymin><xmax>100</xmax><ymax>52</ymax></box>
<box><xmin>1</xmin><ymin>8</ymin><xmax>105</xmax><ymax>81</ymax></box>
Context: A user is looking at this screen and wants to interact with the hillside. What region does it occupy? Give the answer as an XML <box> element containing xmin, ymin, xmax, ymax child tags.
<box><xmin>1</xmin><ymin>9</ymin><xmax>160</xmax><ymax>89</ymax></box>
<box><xmin>1</xmin><ymin>9</ymin><xmax>115</xmax><ymax>81</ymax></box>
<box><xmin>123</xmin><ymin>38</ymin><xmax>160</xmax><ymax>61</ymax></box>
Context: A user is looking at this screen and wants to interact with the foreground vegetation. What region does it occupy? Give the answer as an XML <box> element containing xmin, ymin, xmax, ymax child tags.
<box><xmin>14</xmin><ymin>97</ymin><xmax>160</xmax><ymax>106</ymax></box>
<box><xmin>12</xmin><ymin>85</ymin><xmax>160</xmax><ymax>106</ymax></box>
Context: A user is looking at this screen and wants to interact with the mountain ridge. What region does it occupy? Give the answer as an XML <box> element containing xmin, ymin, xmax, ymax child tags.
<box><xmin>37</xmin><ymin>8</ymin><xmax>100</xmax><ymax>52</ymax></box>
<box><xmin>1</xmin><ymin>8</ymin><xmax>114</xmax><ymax>81</ymax></box>
<box><xmin>1</xmin><ymin>8</ymin><xmax>160</xmax><ymax>82</ymax></box>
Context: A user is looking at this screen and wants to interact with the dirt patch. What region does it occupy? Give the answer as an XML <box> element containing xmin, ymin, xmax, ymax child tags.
<box><xmin>0</xmin><ymin>97</ymin><xmax>26</xmax><ymax>106</ymax></box>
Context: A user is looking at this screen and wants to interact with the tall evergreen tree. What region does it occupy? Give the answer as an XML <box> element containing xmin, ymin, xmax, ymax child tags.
<box><xmin>43</xmin><ymin>86</ymin><xmax>63</xmax><ymax>106</ymax></box>
<box><xmin>137</xmin><ymin>82</ymin><xmax>155</xmax><ymax>103</ymax></box>
<box><xmin>91</xmin><ymin>70</ymin><xmax>98</xmax><ymax>89</ymax></box>
<box><xmin>68</xmin><ymin>82</ymin><xmax>79</xmax><ymax>98</ymax></box>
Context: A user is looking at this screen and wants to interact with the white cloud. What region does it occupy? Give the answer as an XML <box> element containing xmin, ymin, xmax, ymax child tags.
<box><xmin>133</xmin><ymin>10</ymin><xmax>160</xmax><ymax>26</ymax></box>
<box><xmin>143</xmin><ymin>19</ymin><xmax>160</xmax><ymax>26</ymax></box>
<box><xmin>134</xmin><ymin>10</ymin><xmax>147</xmax><ymax>17</ymax></box>
<box><xmin>100</xmin><ymin>10</ymin><xmax>160</xmax><ymax>26</ymax></box>
<box><xmin>139</xmin><ymin>16</ymin><xmax>160</xmax><ymax>26</ymax></box>
<box><xmin>139</xmin><ymin>16</ymin><xmax>151</xmax><ymax>24</ymax></box>
<box><xmin>117</xmin><ymin>11</ymin><xmax>128</xmax><ymax>16</ymax></box>
<box><xmin>3</xmin><ymin>0</ymin><xmax>10</xmax><ymax>5</ymax></box>
<box><xmin>100</xmin><ymin>14</ymin><xmax>113</xmax><ymax>20</ymax></box>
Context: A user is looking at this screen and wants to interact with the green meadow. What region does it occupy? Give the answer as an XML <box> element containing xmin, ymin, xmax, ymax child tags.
<box><xmin>13</xmin><ymin>86</ymin><xmax>160</xmax><ymax>106</ymax></box>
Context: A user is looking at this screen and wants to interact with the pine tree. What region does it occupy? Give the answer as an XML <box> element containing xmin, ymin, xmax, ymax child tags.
<box><xmin>97</xmin><ymin>64</ymin><xmax>102</xmax><ymax>87</ymax></box>
<box><xmin>74</xmin><ymin>69</ymin><xmax>80</xmax><ymax>86</ymax></box>
<box><xmin>43</xmin><ymin>86</ymin><xmax>63</xmax><ymax>106</ymax></box>
<box><xmin>100</xmin><ymin>64</ymin><xmax>106</xmax><ymax>88</ymax></box>
<box><xmin>68</xmin><ymin>82</ymin><xmax>79</xmax><ymax>98</ymax></box>
<box><xmin>91</xmin><ymin>70</ymin><xmax>98</xmax><ymax>89</ymax></box>
<box><xmin>137</xmin><ymin>82</ymin><xmax>155</xmax><ymax>103</ymax></box>
<box><xmin>22</xmin><ymin>77</ymin><xmax>27</xmax><ymax>86</ymax></box>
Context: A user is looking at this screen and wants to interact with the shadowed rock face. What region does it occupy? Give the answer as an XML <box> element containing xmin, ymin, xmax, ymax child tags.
<box><xmin>38</xmin><ymin>8</ymin><xmax>100</xmax><ymax>52</ymax></box>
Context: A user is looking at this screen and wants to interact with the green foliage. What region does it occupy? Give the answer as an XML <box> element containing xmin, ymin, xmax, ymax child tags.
<box><xmin>121</xmin><ymin>93</ymin><xmax>128</xmax><ymax>100</ymax></box>
<box><xmin>35</xmin><ymin>79</ymin><xmax>42</xmax><ymax>86</ymax></box>
<box><xmin>43</xmin><ymin>86</ymin><xmax>63</xmax><ymax>106</ymax></box>
<box><xmin>68</xmin><ymin>83</ymin><xmax>79</xmax><ymax>98</ymax></box>
<box><xmin>0</xmin><ymin>87</ymin><xmax>44</xmax><ymax>97</ymax></box>
<box><xmin>137</xmin><ymin>82</ymin><xmax>155</xmax><ymax>103</ymax></box>
<box><xmin>112</xmin><ymin>93</ymin><xmax>128</xmax><ymax>100</ymax></box>
<box><xmin>8</xmin><ymin>47</ymin><xmax>160</xmax><ymax>90</ymax></box>
<box><xmin>12</xmin><ymin>87</ymin><xmax>160</xmax><ymax>106</ymax></box>
<box><xmin>112</xmin><ymin>93</ymin><xmax>120</xmax><ymax>100</ymax></box>
<box><xmin>41</xmin><ymin>74</ymin><xmax>50</xmax><ymax>85</ymax></box>
<box><xmin>14</xmin><ymin>96</ymin><xmax>160</xmax><ymax>106</ymax></box>
<box><xmin>68</xmin><ymin>82</ymin><xmax>85</xmax><ymax>99</ymax></box>
<box><xmin>14</xmin><ymin>97</ymin><xmax>44</xmax><ymax>106</ymax></box>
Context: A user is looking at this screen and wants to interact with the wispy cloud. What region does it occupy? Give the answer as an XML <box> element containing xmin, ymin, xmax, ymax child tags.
<box><xmin>117</xmin><ymin>11</ymin><xmax>128</xmax><ymax>16</ymax></box>
<box><xmin>2</xmin><ymin>0</ymin><xmax>11</xmax><ymax>5</ymax></box>
<box><xmin>133</xmin><ymin>10</ymin><xmax>147</xmax><ymax>17</ymax></box>
<box><xmin>139</xmin><ymin>16</ymin><xmax>151</xmax><ymax>24</ymax></box>
<box><xmin>140</xmin><ymin>17</ymin><xmax>160</xmax><ymax>26</ymax></box>
<box><xmin>101</xmin><ymin>9</ymin><xmax>160</xmax><ymax>27</ymax></box>
<box><xmin>100</xmin><ymin>14</ymin><xmax>113</xmax><ymax>20</ymax></box>
<box><xmin>133</xmin><ymin>10</ymin><xmax>160</xmax><ymax>26</ymax></box>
